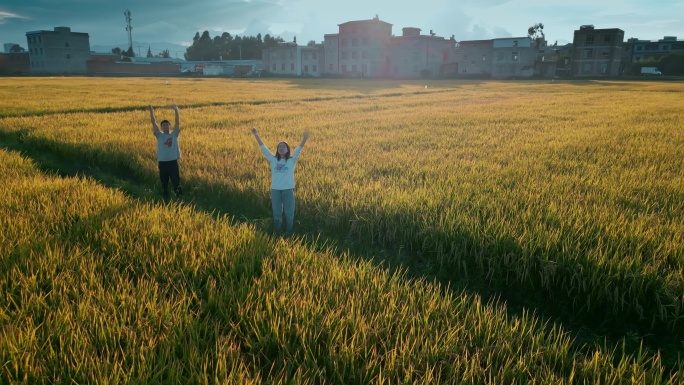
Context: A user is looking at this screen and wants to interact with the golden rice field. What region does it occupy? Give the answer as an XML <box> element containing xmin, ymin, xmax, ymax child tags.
<box><xmin>1</xmin><ymin>76</ymin><xmax>683</xmax><ymax>383</ymax></box>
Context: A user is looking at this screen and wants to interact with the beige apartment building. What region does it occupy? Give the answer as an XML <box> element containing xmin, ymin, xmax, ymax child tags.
<box><xmin>26</xmin><ymin>27</ymin><xmax>90</xmax><ymax>74</ymax></box>
<box><xmin>323</xmin><ymin>16</ymin><xmax>393</xmax><ymax>77</ymax></box>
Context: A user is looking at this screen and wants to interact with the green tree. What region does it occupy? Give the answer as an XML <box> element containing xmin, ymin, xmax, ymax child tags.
<box><xmin>111</xmin><ymin>47</ymin><xmax>123</xmax><ymax>55</ymax></box>
<box><xmin>184</xmin><ymin>31</ymin><xmax>284</xmax><ymax>61</ymax></box>
<box><xmin>9</xmin><ymin>44</ymin><xmax>25</xmax><ymax>53</ymax></box>
<box><xmin>157</xmin><ymin>49</ymin><xmax>171</xmax><ymax>58</ymax></box>
<box><xmin>146</xmin><ymin>46</ymin><xmax>153</xmax><ymax>58</ymax></box>
<box><xmin>123</xmin><ymin>46</ymin><xmax>135</xmax><ymax>58</ymax></box>
<box><xmin>657</xmin><ymin>52</ymin><xmax>684</xmax><ymax>75</ymax></box>
<box><xmin>527</xmin><ymin>23</ymin><xmax>545</xmax><ymax>49</ymax></box>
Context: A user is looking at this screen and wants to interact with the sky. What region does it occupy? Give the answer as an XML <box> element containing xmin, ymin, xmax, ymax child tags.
<box><xmin>2</xmin><ymin>0</ymin><xmax>684</xmax><ymax>55</ymax></box>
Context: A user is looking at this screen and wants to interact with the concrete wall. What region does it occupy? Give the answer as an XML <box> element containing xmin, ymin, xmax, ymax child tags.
<box><xmin>0</xmin><ymin>52</ymin><xmax>30</xmax><ymax>73</ymax></box>
<box><xmin>87</xmin><ymin>61</ymin><xmax>180</xmax><ymax>75</ymax></box>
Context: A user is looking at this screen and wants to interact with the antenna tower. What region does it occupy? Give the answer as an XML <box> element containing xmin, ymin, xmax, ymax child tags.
<box><xmin>124</xmin><ymin>10</ymin><xmax>133</xmax><ymax>52</ymax></box>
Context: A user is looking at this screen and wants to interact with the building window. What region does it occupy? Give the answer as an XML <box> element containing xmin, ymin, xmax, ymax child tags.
<box><xmin>304</xmin><ymin>65</ymin><xmax>308</xmax><ymax>72</ymax></box>
<box><xmin>585</xmin><ymin>35</ymin><xmax>594</xmax><ymax>45</ymax></box>
<box><xmin>313</xmin><ymin>65</ymin><xmax>317</xmax><ymax>72</ymax></box>
<box><xmin>312</xmin><ymin>52</ymin><xmax>317</xmax><ymax>59</ymax></box>
<box><xmin>512</xmin><ymin>52</ymin><xmax>518</xmax><ymax>60</ymax></box>
<box><xmin>281</xmin><ymin>63</ymin><xmax>285</xmax><ymax>70</ymax></box>
<box><xmin>462</xmin><ymin>54</ymin><xmax>468</xmax><ymax>60</ymax></box>
<box><xmin>604</xmin><ymin>35</ymin><xmax>611</xmax><ymax>43</ymax></box>
<box><xmin>341</xmin><ymin>39</ymin><xmax>348</xmax><ymax>47</ymax></box>
<box><xmin>600</xmin><ymin>63</ymin><xmax>608</xmax><ymax>74</ymax></box>
<box><xmin>497</xmin><ymin>52</ymin><xmax>504</xmax><ymax>61</ymax></box>
<box><xmin>329</xmin><ymin>63</ymin><xmax>333</xmax><ymax>71</ymax></box>
<box><xmin>290</xmin><ymin>51</ymin><xmax>294</xmax><ymax>58</ymax></box>
<box><xmin>583</xmin><ymin>63</ymin><xmax>592</xmax><ymax>72</ymax></box>
<box><xmin>601</xmin><ymin>49</ymin><xmax>610</xmax><ymax>58</ymax></box>
<box><xmin>583</xmin><ymin>48</ymin><xmax>593</xmax><ymax>59</ymax></box>
<box><xmin>303</xmin><ymin>53</ymin><xmax>308</xmax><ymax>60</ymax></box>
<box><xmin>65</xmin><ymin>42</ymin><xmax>70</xmax><ymax>47</ymax></box>
<box><xmin>291</xmin><ymin>63</ymin><xmax>294</xmax><ymax>70</ymax></box>
<box><xmin>341</xmin><ymin>64</ymin><xmax>347</xmax><ymax>73</ymax></box>
<box><xmin>66</xmin><ymin>54</ymin><xmax>71</xmax><ymax>59</ymax></box>
<box><xmin>38</xmin><ymin>36</ymin><xmax>41</xmax><ymax>43</ymax></box>
<box><xmin>513</xmin><ymin>40</ymin><xmax>518</xmax><ymax>47</ymax></box>
<box><xmin>482</xmin><ymin>54</ymin><xmax>487</xmax><ymax>61</ymax></box>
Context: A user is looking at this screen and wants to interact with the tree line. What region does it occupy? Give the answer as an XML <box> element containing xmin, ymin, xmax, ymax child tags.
<box><xmin>108</xmin><ymin>31</ymin><xmax>286</xmax><ymax>61</ymax></box>
<box><xmin>183</xmin><ymin>31</ymin><xmax>285</xmax><ymax>61</ymax></box>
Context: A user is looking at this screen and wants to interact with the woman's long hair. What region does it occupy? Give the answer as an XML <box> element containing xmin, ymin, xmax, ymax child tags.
<box><xmin>275</xmin><ymin>141</ymin><xmax>291</xmax><ymax>161</ymax></box>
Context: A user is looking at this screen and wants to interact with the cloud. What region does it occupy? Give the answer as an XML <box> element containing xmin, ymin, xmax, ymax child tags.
<box><xmin>243</xmin><ymin>18</ymin><xmax>272</xmax><ymax>37</ymax></box>
<box><xmin>0</xmin><ymin>10</ymin><xmax>26</xmax><ymax>23</ymax></box>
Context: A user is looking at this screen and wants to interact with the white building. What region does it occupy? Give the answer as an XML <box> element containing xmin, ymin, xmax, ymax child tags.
<box><xmin>262</xmin><ymin>43</ymin><xmax>300</xmax><ymax>76</ymax></box>
<box><xmin>262</xmin><ymin>43</ymin><xmax>324</xmax><ymax>77</ymax></box>
<box><xmin>300</xmin><ymin>45</ymin><xmax>324</xmax><ymax>76</ymax></box>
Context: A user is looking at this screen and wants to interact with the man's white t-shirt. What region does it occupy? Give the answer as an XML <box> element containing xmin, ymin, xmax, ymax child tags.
<box><xmin>155</xmin><ymin>130</ymin><xmax>181</xmax><ymax>161</ymax></box>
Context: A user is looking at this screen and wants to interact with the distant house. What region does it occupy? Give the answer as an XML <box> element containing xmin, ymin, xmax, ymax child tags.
<box><xmin>26</xmin><ymin>27</ymin><xmax>90</xmax><ymax>74</ymax></box>
<box><xmin>323</xmin><ymin>16</ymin><xmax>393</xmax><ymax>77</ymax></box>
<box><xmin>455</xmin><ymin>39</ymin><xmax>492</xmax><ymax>77</ymax></box>
<box><xmin>626</xmin><ymin>36</ymin><xmax>684</xmax><ymax>63</ymax></box>
<box><xmin>571</xmin><ymin>25</ymin><xmax>624</xmax><ymax>77</ymax></box>
<box><xmin>262</xmin><ymin>43</ymin><xmax>302</xmax><ymax>76</ymax></box>
<box><xmin>492</xmin><ymin>37</ymin><xmax>537</xmax><ymax>78</ymax></box>
<box><xmin>388</xmin><ymin>27</ymin><xmax>456</xmax><ymax>79</ymax></box>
